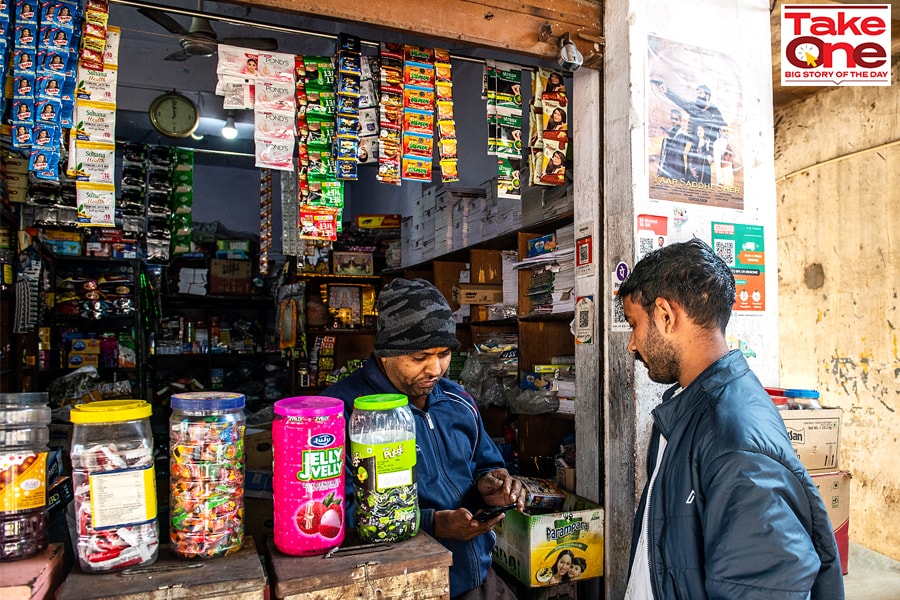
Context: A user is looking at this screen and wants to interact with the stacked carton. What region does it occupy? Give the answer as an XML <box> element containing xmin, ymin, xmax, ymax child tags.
<box><xmin>768</xmin><ymin>388</ymin><xmax>850</xmax><ymax>574</ymax></box>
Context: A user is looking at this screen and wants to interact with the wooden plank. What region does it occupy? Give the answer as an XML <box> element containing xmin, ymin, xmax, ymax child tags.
<box><xmin>237</xmin><ymin>0</ymin><xmax>603</xmax><ymax>69</ymax></box>
<box><xmin>268</xmin><ymin>532</ymin><xmax>452</xmax><ymax>598</ymax></box>
<box><xmin>278</xmin><ymin>568</ymin><xmax>449</xmax><ymax>600</ymax></box>
<box><xmin>57</xmin><ymin>537</ymin><xmax>266</xmax><ymax>600</ymax></box>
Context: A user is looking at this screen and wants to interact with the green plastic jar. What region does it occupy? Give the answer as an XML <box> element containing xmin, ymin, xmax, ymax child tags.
<box><xmin>349</xmin><ymin>394</ymin><xmax>419</xmax><ymax>542</ymax></box>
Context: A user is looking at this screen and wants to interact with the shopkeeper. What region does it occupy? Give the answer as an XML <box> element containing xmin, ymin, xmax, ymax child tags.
<box><xmin>324</xmin><ymin>278</ymin><xmax>524</xmax><ymax>600</ymax></box>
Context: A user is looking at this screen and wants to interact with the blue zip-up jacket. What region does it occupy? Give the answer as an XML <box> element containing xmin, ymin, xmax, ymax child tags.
<box><xmin>323</xmin><ymin>356</ymin><xmax>506</xmax><ymax>598</ymax></box>
<box><xmin>628</xmin><ymin>350</ymin><xmax>844</xmax><ymax>599</ymax></box>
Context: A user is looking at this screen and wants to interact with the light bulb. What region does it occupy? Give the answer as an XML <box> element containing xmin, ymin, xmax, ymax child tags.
<box><xmin>221</xmin><ymin>114</ymin><xmax>238</xmax><ymax>140</ymax></box>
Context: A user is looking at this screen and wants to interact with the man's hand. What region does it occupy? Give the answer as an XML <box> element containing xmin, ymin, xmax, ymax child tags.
<box><xmin>477</xmin><ymin>469</ymin><xmax>525</xmax><ymax>511</ymax></box>
<box><xmin>433</xmin><ymin>508</ymin><xmax>503</xmax><ymax>540</ymax></box>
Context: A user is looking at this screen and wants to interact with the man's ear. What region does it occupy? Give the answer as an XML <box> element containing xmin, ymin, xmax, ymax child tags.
<box><xmin>653</xmin><ymin>297</ymin><xmax>678</xmax><ymax>334</ymax></box>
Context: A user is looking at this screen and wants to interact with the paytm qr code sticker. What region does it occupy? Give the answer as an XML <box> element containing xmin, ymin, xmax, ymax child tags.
<box><xmin>611</xmin><ymin>263</ymin><xmax>630</xmax><ymax>333</ymax></box>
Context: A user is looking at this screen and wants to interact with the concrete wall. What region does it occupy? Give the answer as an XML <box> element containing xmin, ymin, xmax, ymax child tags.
<box><xmin>773</xmin><ymin>62</ymin><xmax>900</xmax><ymax>561</ymax></box>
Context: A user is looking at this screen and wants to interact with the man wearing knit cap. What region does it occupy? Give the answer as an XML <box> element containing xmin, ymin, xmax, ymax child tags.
<box><xmin>324</xmin><ymin>278</ymin><xmax>523</xmax><ymax>600</ymax></box>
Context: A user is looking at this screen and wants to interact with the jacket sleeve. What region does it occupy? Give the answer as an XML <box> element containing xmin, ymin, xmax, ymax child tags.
<box><xmin>699</xmin><ymin>450</ymin><xmax>835</xmax><ymax>599</ymax></box>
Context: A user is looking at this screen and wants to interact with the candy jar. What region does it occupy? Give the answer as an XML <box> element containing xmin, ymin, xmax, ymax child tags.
<box><xmin>0</xmin><ymin>392</ymin><xmax>51</xmax><ymax>561</ymax></box>
<box><xmin>69</xmin><ymin>400</ymin><xmax>159</xmax><ymax>572</ymax></box>
<box><xmin>349</xmin><ymin>393</ymin><xmax>419</xmax><ymax>542</ymax></box>
<box><xmin>169</xmin><ymin>392</ymin><xmax>245</xmax><ymax>558</ymax></box>
<box><xmin>272</xmin><ymin>396</ymin><xmax>345</xmax><ymax>556</ymax></box>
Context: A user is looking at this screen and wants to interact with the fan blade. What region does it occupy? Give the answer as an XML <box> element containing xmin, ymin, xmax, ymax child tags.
<box><xmin>164</xmin><ymin>49</ymin><xmax>192</xmax><ymax>62</ymax></box>
<box><xmin>138</xmin><ymin>8</ymin><xmax>190</xmax><ymax>36</ymax></box>
<box><xmin>221</xmin><ymin>37</ymin><xmax>279</xmax><ymax>51</ymax></box>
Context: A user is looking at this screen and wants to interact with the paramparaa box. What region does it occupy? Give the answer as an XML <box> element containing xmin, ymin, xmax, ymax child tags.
<box><xmin>492</xmin><ymin>491</ymin><xmax>604</xmax><ymax>587</ymax></box>
<box><xmin>779</xmin><ymin>408</ymin><xmax>842</xmax><ymax>473</ymax></box>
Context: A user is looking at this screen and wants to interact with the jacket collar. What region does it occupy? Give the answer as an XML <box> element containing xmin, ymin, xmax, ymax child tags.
<box><xmin>652</xmin><ymin>349</ymin><xmax>748</xmax><ymax>438</ymax></box>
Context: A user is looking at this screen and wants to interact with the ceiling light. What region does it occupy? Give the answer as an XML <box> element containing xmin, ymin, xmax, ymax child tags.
<box><xmin>221</xmin><ymin>113</ymin><xmax>238</xmax><ymax>140</ymax></box>
<box><xmin>190</xmin><ymin>132</ymin><xmax>204</xmax><ymax>140</ymax></box>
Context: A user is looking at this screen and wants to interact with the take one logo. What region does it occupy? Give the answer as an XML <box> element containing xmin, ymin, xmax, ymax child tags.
<box><xmin>781</xmin><ymin>4</ymin><xmax>891</xmax><ymax>86</ymax></box>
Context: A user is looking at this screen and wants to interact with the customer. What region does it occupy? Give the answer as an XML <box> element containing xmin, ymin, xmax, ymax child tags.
<box><xmin>618</xmin><ymin>239</ymin><xmax>843</xmax><ymax>599</ymax></box>
<box><xmin>324</xmin><ymin>278</ymin><xmax>523</xmax><ymax>600</ymax></box>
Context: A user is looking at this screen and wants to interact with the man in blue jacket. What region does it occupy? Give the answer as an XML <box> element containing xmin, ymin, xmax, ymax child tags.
<box><xmin>323</xmin><ymin>277</ymin><xmax>523</xmax><ymax>599</ymax></box>
<box><xmin>618</xmin><ymin>239</ymin><xmax>844</xmax><ymax>599</ymax></box>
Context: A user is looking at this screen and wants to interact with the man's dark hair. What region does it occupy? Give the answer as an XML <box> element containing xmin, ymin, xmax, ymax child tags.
<box><xmin>618</xmin><ymin>238</ymin><xmax>735</xmax><ymax>332</ymax></box>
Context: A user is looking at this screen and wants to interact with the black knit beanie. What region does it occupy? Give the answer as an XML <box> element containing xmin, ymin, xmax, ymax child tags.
<box><xmin>375</xmin><ymin>278</ymin><xmax>460</xmax><ymax>357</ymax></box>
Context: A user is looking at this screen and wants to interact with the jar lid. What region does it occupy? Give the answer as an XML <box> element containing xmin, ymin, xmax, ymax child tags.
<box><xmin>275</xmin><ymin>396</ymin><xmax>343</xmax><ymax>417</ymax></box>
<box><xmin>170</xmin><ymin>391</ymin><xmax>246</xmax><ymax>411</ymax></box>
<box><xmin>0</xmin><ymin>405</ymin><xmax>51</xmax><ymax>426</ymax></box>
<box><xmin>69</xmin><ymin>400</ymin><xmax>152</xmax><ymax>423</ymax></box>
<box><xmin>352</xmin><ymin>393</ymin><xmax>408</xmax><ymax>411</ymax></box>
<box><xmin>0</xmin><ymin>392</ymin><xmax>49</xmax><ymax>407</ymax></box>
<box><xmin>784</xmin><ymin>388</ymin><xmax>820</xmax><ymax>399</ymax></box>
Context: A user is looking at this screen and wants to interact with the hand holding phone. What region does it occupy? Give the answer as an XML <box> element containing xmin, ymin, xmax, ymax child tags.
<box><xmin>473</xmin><ymin>502</ymin><xmax>518</xmax><ymax>522</ymax></box>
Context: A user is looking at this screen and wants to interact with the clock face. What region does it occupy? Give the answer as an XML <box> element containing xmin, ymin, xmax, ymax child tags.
<box><xmin>149</xmin><ymin>92</ymin><xmax>199</xmax><ymax>138</ymax></box>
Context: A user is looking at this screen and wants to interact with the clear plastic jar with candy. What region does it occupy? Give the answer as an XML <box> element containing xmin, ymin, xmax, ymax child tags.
<box><xmin>349</xmin><ymin>393</ymin><xmax>419</xmax><ymax>543</ymax></box>
<box><xmin>69</xmin><ymin>400</ymin><xmax>159</xmax><ymax>572</ymax></box>
<box><xmin>0</xmin><ymin>392</ymin><xmax>51</xmax><ymax>561</ymax></box>
<box><xmin>169</xmin><ymin>392</ymin><xmax>245</xmax><ymax>558</ymax></box>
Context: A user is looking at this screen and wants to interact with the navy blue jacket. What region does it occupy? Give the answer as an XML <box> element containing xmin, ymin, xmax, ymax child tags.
<box><xmin>323</xmin><ymin>356</ymin><xmax>506</xmax><ymax>598</ymax></box>
<box><xmin>629</xmin><ymin>350</ymin><xmax>844</xmax><ymax>599</ymax></box>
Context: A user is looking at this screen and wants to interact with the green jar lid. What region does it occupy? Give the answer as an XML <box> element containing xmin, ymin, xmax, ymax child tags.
<box><xmin>353</xmin><ymin>393</ymin><xmax>408</xmax><ymax>411</ymax></box>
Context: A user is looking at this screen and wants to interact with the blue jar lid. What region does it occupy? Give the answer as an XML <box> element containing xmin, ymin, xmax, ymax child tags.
<box><xmin>171</xmin><ymin>391</ymin><xmax>245</xmax><ymax>411</ymax></box>
<box><xmin>784</xmin><ymin>388</ymin><xmax>820</xmax><ymax>399</ymax></box>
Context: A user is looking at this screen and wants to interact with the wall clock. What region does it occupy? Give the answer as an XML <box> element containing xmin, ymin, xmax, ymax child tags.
<box><xmin>148</xmin><ymin>91</ymin><xmax>199</xmax><ymax>138</ymax></box>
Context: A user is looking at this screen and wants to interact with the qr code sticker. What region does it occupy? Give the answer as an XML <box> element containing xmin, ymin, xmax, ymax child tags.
<box><xmin>612</xmin><ymin>295</ymin><xmax>628</xmax><ymax>328</ymax></box>
<box><xmin>579</xmin><ymin>308</ymin><xmax>590</xmax><ymax>329</ymax></box>
<box><xmin>578</xmin><ymin>243</ymin><xmax>590</xmax><ymax>265</ymax></box>
<box><xmin>714</xmin><ymin>239</ymin><xmax>736</xmax><ymax>267</ymax></box>
<box><xmin>638</xmin><ymin>236</ymin><xmax>654</xmax><ymax>259</ymax></box>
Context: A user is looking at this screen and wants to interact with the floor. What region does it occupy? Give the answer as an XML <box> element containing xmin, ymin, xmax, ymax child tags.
<box><xmin>844</xmin><ymin>542</ymin><xmax>900</xmax><ymax>600</ymax></box>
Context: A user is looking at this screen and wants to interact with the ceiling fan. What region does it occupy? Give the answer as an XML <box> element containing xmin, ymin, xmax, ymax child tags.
<box><xmin>138</xmin><ymin>7</ymin><xmax>279</xmax><ymax>61</ymax></box>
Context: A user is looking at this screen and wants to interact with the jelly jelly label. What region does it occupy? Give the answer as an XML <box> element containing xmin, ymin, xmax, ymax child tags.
<box><xmin>0</xmin><ymin>451</ymin><xmax>48</xmax><ymax>511</ymax></box>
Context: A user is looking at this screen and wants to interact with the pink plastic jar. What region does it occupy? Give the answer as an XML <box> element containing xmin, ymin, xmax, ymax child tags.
<box><xmin>272</xmin><ymin>396</ymin><xmax>345</xmax><ymax>556</ymax></box>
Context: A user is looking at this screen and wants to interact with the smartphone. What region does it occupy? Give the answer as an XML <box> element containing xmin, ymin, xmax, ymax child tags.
<box><xmin>473</xmin><ymin>503</ymin><xmax>518</xmax><ymax>522</ymax></box>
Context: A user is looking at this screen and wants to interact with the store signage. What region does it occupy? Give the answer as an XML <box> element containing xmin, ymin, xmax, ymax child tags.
<box><xmin>781</xmin><ymin>4</ymin><xmax>891</xmax><ymax>86</ymax></box>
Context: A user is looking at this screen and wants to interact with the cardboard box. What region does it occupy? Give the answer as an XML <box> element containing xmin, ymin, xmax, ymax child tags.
<box><xmin>518</xmin><ymin>476</ymin><xmax>566</xmax><ymax>510</ymax></box>
<box><xmin>811</xmin><ymin>470</ymin><xmax>851</xmax><ymax>575</ymax></box>
<box><xmin>456</xmin><ymin>283</ymin><xmax>503</xmax><ymax>305</ymax></box>
<box><xmin>0</xmin><ymin>543</ymin><xmax>65</xmax><ymax>600</ymax></box>
<box><xmin>208</xmin><ymin>259</ymin><xmax>252</xmax><ymax>296</ymax></box>
<box><xmin>492</xmin><ymin>491</ymin><xmax>604</xmax><ymax>587</ymax></box>
<box><xmin>556</xmin><ymin>466</ymin><xmax>576</xmax><ymax>491</ymax></box>
<box><xmin>245</xmin><ymin>427</ymin><xmax>273</xmax><ymax>472</ymax></box>
<box><xmin>779</xmin><ymin>408</ymin><xmax>842</xmax><ymax>473</ymax></box>
<box><xmin>245</xmin><ymin>497</ymin><xmax>274</xmax><ymax>552</ymax></box>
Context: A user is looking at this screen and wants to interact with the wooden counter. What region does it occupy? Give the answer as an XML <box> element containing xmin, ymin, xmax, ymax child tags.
<box><xmin>56</xmin><ymin>537</ymin><xmax>266</xmax><ymax>600</ymax></box>
<box><xmin>267</xmin><ymin>531</ymin><xmax>453</xmax><ymax>600</ymax></box>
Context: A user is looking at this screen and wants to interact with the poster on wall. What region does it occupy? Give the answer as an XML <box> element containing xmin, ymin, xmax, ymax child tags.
<box><xmin>711</xmin><ymin>222</ymin><xmax>765</xmax><ymax>312</ymax></box>
<box><xmin>647</xmin><ymin>35</ymin><xmax>744</xmax><ymax>209</ymax></box>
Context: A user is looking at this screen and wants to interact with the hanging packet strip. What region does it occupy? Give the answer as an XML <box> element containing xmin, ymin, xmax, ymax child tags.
<box><xmin>72</xmin><ymin>99</ymin><xmax>115</xmax><ymax>143</ymax></box>
<box><xmin>255</xmin><ymin>136</ymin><xmax>295</xmax><ymax>171</ymax></box>
<box><xmin>75</xmin><ymin>181</ymin><xmax>115</xmax><ymax>226</ymax></box>
<box><xmin>75</xmin><ymin>63</ymin><xmax>116</xmax><ymax>103</ymax></box>
<box><xmin>298</xmin><ymin>205</ymin><xmax>338</xmax><ymax>241</ymax></box>
<box><xmin>29</xmin><ymin>145</ymin><xmax>60</xmax><ymax>180</ymax></box>
<box><xmin>70</xmin><ymin>140</ymin><xmax>114</xmax><ymax>182</ymax></box>
<box><xmin>254</xmin><ymin>108</ymin><xmax>295</xmax><ymax>140</ymax></box>
<box><xmin>257</xmin><ymin>51</ymin><xmax>295</xmax><ymax>82</ymax></box>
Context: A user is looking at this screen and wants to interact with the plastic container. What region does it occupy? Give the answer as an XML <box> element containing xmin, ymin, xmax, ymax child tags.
<box><xmin>785</xmin><ymin>388</ymin><xmax>822</xmax><ymax>410</ymax></box>
<box><xmin>272</xmin><ymin>396</ymin><xmax>345</xmax><ymax>556</ymax></box>
<box><xmin>0</xmin><ymin>392</ymin><xmax>51</xmax><ymax>561</ymax></box>
<box><xmin>349</xmin><ymin>393</ymin><xmax>419</xmax><ymax>543</ymax></box>
<box><xmin>69</xmin><ymin>400</ymin><xmax>159</xmax><ymax>572</ymax></box>
<box><xmin>169</xmin><ymin>392</ymin><xmax>246</xmax><ymax>558</ymax></box>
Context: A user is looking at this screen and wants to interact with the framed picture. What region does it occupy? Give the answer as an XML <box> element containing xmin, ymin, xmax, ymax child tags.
<box><xmin>327</xmin><ymin>284</ymin><xmax>363</xmax><ymax>326</ymax></box>
<box><xmin>332</xmin><ymin>251</ymin><xmax>374</xmax><ymax>276</ymax></box>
